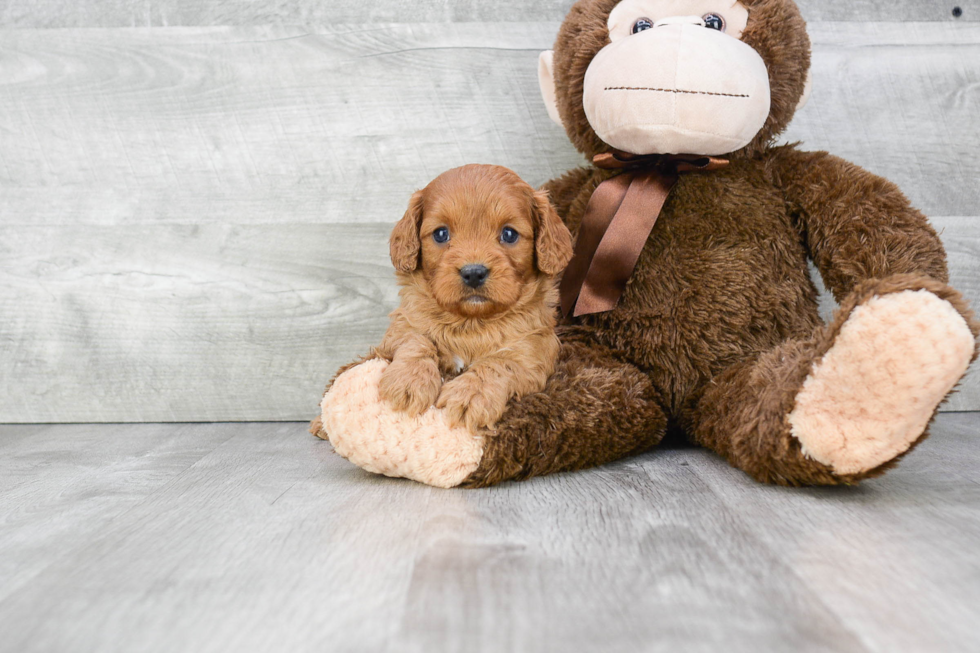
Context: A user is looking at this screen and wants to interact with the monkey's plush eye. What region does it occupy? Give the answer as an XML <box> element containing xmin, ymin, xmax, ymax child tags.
<box><xmin>500</xmin><ymin>227</ymin><xmax>520</xmax><ymax>245</ymax></box>
<box><xmin>432</xmin><ymin>227</ymin><xmax>450</xmax><ymax>244</ymax></box>
<box><xmin>703</xmin><ymin>14</ymin><xmax>725</xmax><ymax>30</ymax></box>
<box><xmin>631</xmin><ymin>18</ymin><xmax>654</xmax><ymax>34</ymax></box>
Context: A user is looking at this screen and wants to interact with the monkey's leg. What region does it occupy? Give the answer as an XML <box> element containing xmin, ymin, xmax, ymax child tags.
<box><xmin>683</xmin><ymin>275</ymin><xmax>978</xmax><ymax>485</ymax></box>
<box><xmin>459</xmin><ymin>328</ymin><xmax>668</xmax><ymax>487</ymax></box>
<box><xmin>318</xmin><ymin>327</ymin><xmax>667</xmax><ymax>488</ymax></box>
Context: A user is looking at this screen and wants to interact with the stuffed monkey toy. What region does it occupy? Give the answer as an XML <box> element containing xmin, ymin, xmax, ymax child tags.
<box><xmin>315</xmin><ymin>0</ymin><xmax>979</xmax><ymax>489</ymax></box>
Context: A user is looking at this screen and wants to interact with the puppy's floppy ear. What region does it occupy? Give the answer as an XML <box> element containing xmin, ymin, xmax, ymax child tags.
<box><xmin>390</xmin><ymin>190</ymin><xmax>425</xmax><ymax>273</ymax></box>
<box><xmin>532</xmin><ymin>190</ymin><xmax>573</xmax><ymax>276</ymax></box>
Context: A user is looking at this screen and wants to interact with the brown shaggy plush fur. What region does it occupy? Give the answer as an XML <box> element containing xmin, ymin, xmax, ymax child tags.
<box><xmin>372</xmin><ymin>164</ymin><xmax>572</xmax><ymax>431</ymax></box>
<box><xmin>454</xmin><ymin>0</ymin><xmax>980</xmax><ymax>487</ymax></box>
<box><xmin>460</xmin><ymin>325</ymin><xmax>668</xmax><ymax>487</ymax></box>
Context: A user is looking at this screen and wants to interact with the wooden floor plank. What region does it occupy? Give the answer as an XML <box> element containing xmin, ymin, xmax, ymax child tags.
<box><xmin>683</xmin><ymin>413</ymin><xmax>980</xmax><ymax>653</ymax></box>
<box><xmin>2</xmin><ymin>416</ymin><xmax>979</xmax><ymax>651</ymax></box>
<box><xmin>0</xmin><ymin>424</ymin><xmax>54</xmax><ymax>452</ymax></box>
<box><xmin>395</xmin><ymin>462</ymin><xmax>868</xmax><ymax>653</ymax></box>
<box><xmin>0</xmin><ymin>420</ymin><xmax>885</xmax><ymax>653</ymax></box>
<box><xmin>0</xmin><ymin>423</ymin><xmax>234</xmax><ymax>602</ymax></box>
<box><xmin>0</xmin><ymin>422</ymin><xmax>427</xmax><ymax>653</ymax></box>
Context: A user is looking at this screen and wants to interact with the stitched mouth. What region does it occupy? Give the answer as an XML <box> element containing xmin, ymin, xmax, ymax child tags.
<box><xmin>605</xmin><ymin>86</ymin><xmax>749</xmax><ymax>99</ymax></box>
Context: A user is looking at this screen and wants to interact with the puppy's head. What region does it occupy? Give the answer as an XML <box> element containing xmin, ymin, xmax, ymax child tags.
<box><xmin>390</xmin><ymin>164</ymin><xmax>573</xmax><ymax>319</ymax></box>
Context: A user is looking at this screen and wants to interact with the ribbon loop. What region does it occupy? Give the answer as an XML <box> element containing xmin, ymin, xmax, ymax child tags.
<box><xmin>593</xmin><ymin>151</ymin><xmax>730</xmax><ymax>173</ymax></box>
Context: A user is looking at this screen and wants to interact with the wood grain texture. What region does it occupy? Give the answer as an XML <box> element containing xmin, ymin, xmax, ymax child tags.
<box><xmin>688</xmin><ymin>412</ymin><xmax>980</xmax><ymax>653</ymax></box>
<box><xmin>1</xmin><ymin>22</ymin><xmax>979</xmax><ymax>225</ymax></box>
<box><xmin>0</xmin><ymin>0</ymin><xmax>976</xmax><ymax>27</ymax></box>
<box><xmin>1</xmin><ymin>416</ymin><xmax>979</xmax><ymax>652</ymax></box>
<box><xmin>2</xmin><ymin>217</ymin><xmax>976</xmax><ymax>422</ymax></box>
<box><xmin>0</xmin><ymin>23</ymin><xmax>577</xmax><ymax>226</ymax></box>
<box><xmin>0</xmin><ymin>223</ymin><xmax>396</xmax><ymax>422</ymax></box>
<box><xmin>0</xmin><ymin>423</ymin><xmax>233</xmax><ymax>601</ymax></box>
<box><xmin>783</xmin><ymin>22</ymin><xmax>980</xmax><ymax>217</ymax></box>
<box><xmin>1</xmin><ymin>21</ymin><xmax>978</xmax><ymax>420</ymax></box>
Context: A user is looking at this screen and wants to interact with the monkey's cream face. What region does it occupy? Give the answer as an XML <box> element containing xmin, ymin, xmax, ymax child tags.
<box><xmin>540</xmin><ymin>0</ymin><xmax>773</xmax><ymax>156</ymax></box>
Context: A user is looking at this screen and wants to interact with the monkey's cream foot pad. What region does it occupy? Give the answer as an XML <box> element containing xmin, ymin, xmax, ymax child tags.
<box><xmin>320</xmin><ymin>359</ymin><xmax>485</xmax><ymax>488</ymax></box>
<box><xmin>789</xmin><ymin>290</ymin><xmax>976</xmax><ymax>475</ymax></box>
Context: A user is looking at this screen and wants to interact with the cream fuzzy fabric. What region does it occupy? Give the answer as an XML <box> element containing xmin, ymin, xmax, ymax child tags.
<box><xmin>539</xmin><ymin>50</ymin><xmax>563</xmax><ymax>127</ymax></box>
<box><xmin>321</xmin><ymin>359</ymin><xmax>485</xmax><ymax>488</ymax></box>
<box><xmin>538</xmin><ymin>1</ymin><xmax>767</xmax><ymax>154</ymax></box>
<box><xmin>789</xmin><ymin>290</ymin><xmax>976</xmax><ymax>475</ymax></box>
<box><xmin>581</xmin><ymin>22</ymin><xmax>770</xmax><ymax>155</ymax></box>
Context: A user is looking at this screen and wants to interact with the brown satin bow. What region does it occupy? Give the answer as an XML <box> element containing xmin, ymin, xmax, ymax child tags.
<box><xmin>559</xmin><ymin>151</ymin><xmax>729</xmax><ymax>317</ymax></box>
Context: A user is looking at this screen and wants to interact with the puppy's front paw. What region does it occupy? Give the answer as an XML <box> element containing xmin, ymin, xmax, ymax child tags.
<box><xmin>379</xmin><ymin>358</ymin><xmax>442</xmax><ymax>416</ymax></box>
<box><xmin>436</xmin><ymin>374</ymin><xmax>507</xmax><ymax>431</ymax></box>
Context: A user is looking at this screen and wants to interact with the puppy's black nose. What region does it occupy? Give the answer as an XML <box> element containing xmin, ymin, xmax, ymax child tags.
<box><xmin>459</xmin><ymin>264</ymin><xmax>489</xmax><ymax>289</ymax></box>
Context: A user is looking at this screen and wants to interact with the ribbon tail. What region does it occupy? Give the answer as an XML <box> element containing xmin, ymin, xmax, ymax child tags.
<box><xmin>559</xmin><ymin>174</ymin><xmax>632</xmax><ymax>316</ymax></box>
<box><xmin>562</xmin><ymin>153</ymin><xmax>724</xmax><ymax>318</ymax></box>
<box><xmin>572</xmin><ymin>171</ymin><xmax>678</xmax><ymax>317</ymax></box>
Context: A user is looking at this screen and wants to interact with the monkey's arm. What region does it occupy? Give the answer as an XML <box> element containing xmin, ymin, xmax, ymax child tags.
<box><xmin>765</xmin><ymin>145</ymin><xmax>948</xmax><ymax>301</ymax></box>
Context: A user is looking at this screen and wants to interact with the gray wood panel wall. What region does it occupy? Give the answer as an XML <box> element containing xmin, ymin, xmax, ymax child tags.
<box><xmin>1</xmin><ymin>0</ymin><xmax>977</xmax><ymax>26</ymax></box>
<box><xmin>1</xmin><ymin>4</ymin><xmax>979</xmax><ymax>422</ymax></box>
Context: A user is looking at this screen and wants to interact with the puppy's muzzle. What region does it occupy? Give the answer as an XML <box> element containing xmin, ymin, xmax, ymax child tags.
<box><xmin>459</xmin><ymin>264</ymin><xmax>489</xmax><ymax>289</ymax></box>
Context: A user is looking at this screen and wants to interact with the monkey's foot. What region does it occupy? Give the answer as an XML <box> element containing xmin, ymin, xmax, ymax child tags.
<box><xmin>318</xmin><ymin>359</ymin><xmax>485</xmax><ymax>488</ymax></box>
<box><xmin>788</xmin><ymin>289</ymin><xmax>976</xmax><ymax>475</ymax></box>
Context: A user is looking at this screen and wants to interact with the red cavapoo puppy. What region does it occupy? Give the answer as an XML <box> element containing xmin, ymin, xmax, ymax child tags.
<box><xmin>375</xmin><ymin>164</ymin><xmax>573</xmax><ymax>430</ymax></box>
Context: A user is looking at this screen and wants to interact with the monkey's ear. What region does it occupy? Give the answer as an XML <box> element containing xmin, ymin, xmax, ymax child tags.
<box><xmin>796</xmin><ymin>69</ymin><xmax>813</xmax><ymax>113</ymax></box>
<box><xmin>390</xmin><ymin>191</ymin><xmax>424</xmax><ymax>273</ymax></box>
<box><xmin>538</xmin><ymin>51</ymin><xmax>563</xmax><ymax>127</ymax></box>
<box><xmin>532</xmin><ymin>190</ymin><xmax>573</xmax><ymax>276</ymax></box>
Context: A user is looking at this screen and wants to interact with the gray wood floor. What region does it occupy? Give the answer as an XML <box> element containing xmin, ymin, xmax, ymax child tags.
<box><xmin>2</xmin><ymin>415</ymin><xmax>979</xmax><ymax>652</ymax></box>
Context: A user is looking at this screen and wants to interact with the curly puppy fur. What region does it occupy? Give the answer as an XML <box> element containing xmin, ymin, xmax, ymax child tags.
<box><xmin>375</xmin><ymin>164</ymin><xmax>573</xmax><ymax>431</ymax></box>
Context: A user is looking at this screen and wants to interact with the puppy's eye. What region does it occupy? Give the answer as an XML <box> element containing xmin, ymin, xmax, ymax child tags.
<box><xmin>632</xmin><ymin>17</ymin><xmax>654</xmax><ymax>34</ymax></box>
<box><xmin>432</xmin><ymin>227</ymin><xmax>450</xmax><ymax>244</ymax></box>
<box><xmin>703</xmin><ymin>13</ymin><xmax>725</xmax><ymax>30</ymax></box>
<box><xmin>500</xmin><ymin>227</ymin><xmax>520</xmax><ymax>245</ymax></box>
